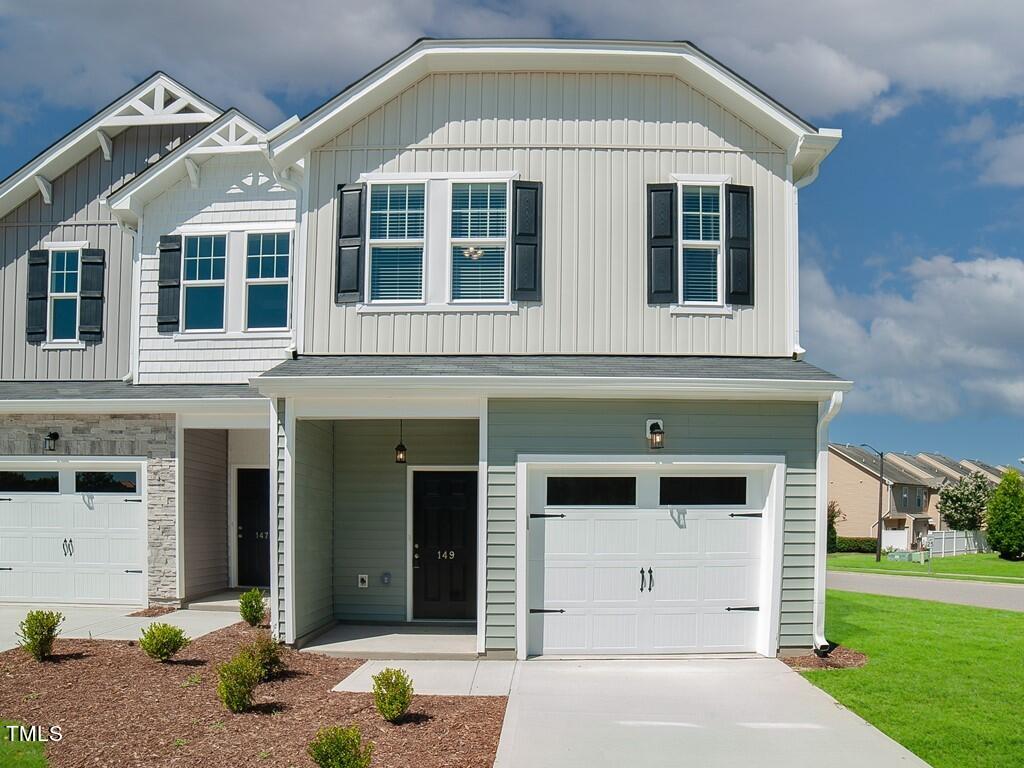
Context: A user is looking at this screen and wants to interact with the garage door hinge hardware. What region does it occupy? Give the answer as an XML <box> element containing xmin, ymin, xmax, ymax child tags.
<box><xmin>725</xmin><ymin>606</ymin><xmax>759</xmax><ymax>612</ymax></box>
<box><xmin>529</xmin><ymin>513</ymin><xmax>566</xmax><ymax>519</ymax></box>
<box><xmin>124</xmin><ymin>498</ymin><xmax>142</xmax><ymax>503</ymax></box>
<box><xmin>728</xmin><ymin>512</ymin><xmax>762</xmax><ymax>518</ymax></box>
<box><xmin>124</xmin><ymin>569</ymin><xmax>143</xmax><ymax>574</ymax></box>
<box><xmin>0</xmin><ymin>497</ymin><xmax>11</xmax><ymax>502</ymax></box>
<box><xmin>0</xmin><ymin>567</ymin><xmax>11</xmax><ymax>571</ymax></box>
<box><xmin>529</xmin><ymin>608</ymin><xmax>565</xmax><ymax>614</ymax></box>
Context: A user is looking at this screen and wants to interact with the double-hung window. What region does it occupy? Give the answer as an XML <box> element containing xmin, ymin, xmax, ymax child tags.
<box><xmin>48</xmin><ymin>249</ymin><xmax>80</xmax><ymax>341</ymax></box>
<box><xmin>182</xmin><ymin>234</ymin><xmax>226</xmax><ymax>330</ymax></box>
<box><xmin>450</xmin><ymin>182</ymin><xmax>508</xmax><ymax>302</ymax></box>
<box><xmin>680</xmin><ymin>184</ymin><xmax>723</xmax><ymax>305</ymax></box>
<box><xmin>367</xmin><ymin>183</ymin><xmax>425</xmax><ymax>302</ymax></box>
<box><xmin>246</xmin><ymin>233</ymin><xmax>290</xmax><ymax>329</ymax></box>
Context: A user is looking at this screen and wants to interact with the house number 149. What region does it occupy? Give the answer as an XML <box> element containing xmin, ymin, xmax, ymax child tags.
<box><xmin>437</xmin><ymin>550</ymin><xmax>455</xmax><ymax>560</ymax></box>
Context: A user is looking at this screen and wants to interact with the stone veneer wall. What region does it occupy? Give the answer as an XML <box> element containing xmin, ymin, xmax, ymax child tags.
<box><xmin>0</xmin><ymin>413</ymin><xmax>177</xmax><ymax>603</ymax></box>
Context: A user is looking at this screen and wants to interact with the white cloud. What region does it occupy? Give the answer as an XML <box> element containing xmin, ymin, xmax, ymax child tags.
<box><xmin>978</xmin><ymin>128</ymin><xmax>1024</xmax><ymax>186</ymax></box>
<box><xmin>946</xmin><ymin>112</ymin><xmax>996</xmax><ymax>144</ymax></box>
<box><xmin>801</xmin><ymin>251</ymin><xmax>1024</xmax><ymax>420</ymax></box>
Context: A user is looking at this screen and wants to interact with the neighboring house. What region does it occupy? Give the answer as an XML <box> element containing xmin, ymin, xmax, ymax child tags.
<box><xmin>886</xmin><ymin>452</ymin><xmax>947</xmax><ymax>530</ymax></box>
<box><xmin>917</xmin><ymin>452</ymin><xmax>969</xmax><ymax>483</ymax></box>
<box><xmin>959</xmin><ymin>459</ymin><xmax>1005</xmax><ymax>484</ymax></box>
<box><xmin>828</xmin><ymin>444</ymin><xmax>935</xmax><ymax>551</ymax></box>
<box><xmin>0</xmin><ymin>40</ymin><xmax>850</xmax><ymax>661</ymax></box>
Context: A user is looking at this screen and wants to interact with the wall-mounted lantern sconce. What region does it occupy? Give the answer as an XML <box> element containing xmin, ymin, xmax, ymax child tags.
<box><xmin>646</xmin><ymin>420</ymin><xmax>665</xmax><ymax>450</ymax></box>
<box><xmin>395</xmin><ymin>420</ymin><xmax>407</xmax><ymax>464</ymax></box>
<box><xmin>44</xmin><ymin>431</ymin><xmax>60</xmax><ymax>452</ymax></box>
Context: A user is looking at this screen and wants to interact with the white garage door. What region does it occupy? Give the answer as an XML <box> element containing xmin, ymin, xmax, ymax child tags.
<box><xmin>0</xmin><ymin>463</ymin><xmax>146</xmax><ymax>605</ymax></box>
<box><xmin>528</xmin><ymin>470</ymin><xmax>765</xmax><ymax>655</ymax></box>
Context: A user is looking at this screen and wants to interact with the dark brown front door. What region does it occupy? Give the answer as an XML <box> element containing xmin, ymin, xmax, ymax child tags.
<box><xmin>237</xmin><ymin>468</ymin><xmax>270</xmax><ymax>588</ymax></box>
<box><xmin>413</xmin><ymin>471</ymin><xmax>477</xmax><ymax>620</ymax></box>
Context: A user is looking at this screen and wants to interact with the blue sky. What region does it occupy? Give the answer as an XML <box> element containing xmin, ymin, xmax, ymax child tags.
<box><xmin>1</xmin><ymin>2</ymin><xmax>1021</xmax><ymax>467</ymax></box>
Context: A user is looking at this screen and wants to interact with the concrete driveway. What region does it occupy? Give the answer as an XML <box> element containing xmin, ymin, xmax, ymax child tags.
<box><xmin>0</xmin><ymin>603</ymin><xmax>239</xmax><ymax>651</ymax></box>
<box><xmin>494</xmin><ymin>658</ymin><xmax>929</xmax><ymax>768</ymax></box>
<box><xmin>829</xmin><ymin>570</ymin><xmax>1024</xmax><ymax>612</ymax></box>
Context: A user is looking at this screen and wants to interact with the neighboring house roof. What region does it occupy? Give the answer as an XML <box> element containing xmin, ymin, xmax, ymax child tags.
<box><xmin>886</xmin><ymin>453</ymin><xmax>947</xmax><ymax>489</ymax></box>
<box><xmin>960</xmin><ymin>459</ymin><xmax>1006</xmax><ymax>483</ymax></box>
<box><xmin>0</xmin><ymin>381</ymin><xmax>260</xmax><ymax>401</ymax></box>
<box><xmin>267</xmin><ymin>38</ymin><xmax>841</xmax><ymax>181</ymax></box>
<box><xmin>829</xmin><ymin>444</ymin><xmax>929</xmax><ymax>487</ymax></box>
<box><xmin>0</xmin><ymin>73</ymin><xmax>220</xmax><ymax>220</ymax></box>
<box><xmin>918</xmin><ymin>452</ymin><xmax>969</xmax><ymax>481</ymax></box>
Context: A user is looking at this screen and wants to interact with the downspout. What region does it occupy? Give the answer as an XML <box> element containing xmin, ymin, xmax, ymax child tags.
<box><xmin>813</xmin><ymin>390</ymin><xmax>843</xmax><ymax>655</ymax></box>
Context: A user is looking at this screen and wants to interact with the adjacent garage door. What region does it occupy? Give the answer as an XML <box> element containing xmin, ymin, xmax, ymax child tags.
<box><xmin>0</xmin><ymin>463</ymin><xmax>146</xmax><ymax>604</ymax></box>
<box><xmin>528</xmin><ymin>470</ymin><xmax>766</xmax><ymax>655</ymax></box>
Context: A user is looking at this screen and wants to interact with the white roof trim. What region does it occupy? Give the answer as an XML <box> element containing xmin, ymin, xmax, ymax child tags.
<box><xmin>0</xmin><ymin>73</ymin><xmax>220</xmax><ymax>220</ymax></box>
<box><xmin>268</xmin><ymin>39</ymin><xmax>841</xmax><ymax>178</ymax></box>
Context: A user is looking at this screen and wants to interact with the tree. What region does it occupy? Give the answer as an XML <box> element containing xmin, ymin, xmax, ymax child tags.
<box><xmin>937</xmin><ymin>472</ymin><xmax>991</xmax><ymax>530</ymax></box>
<box><xmin>827</xmin><ymin>500</ymin><xmax>844</xmax><ymax>554</ymax></box>
<box><xmin>986</xmin><ymin>470</ymin><xmax>1024</xmax><ymax>561</ymax></box>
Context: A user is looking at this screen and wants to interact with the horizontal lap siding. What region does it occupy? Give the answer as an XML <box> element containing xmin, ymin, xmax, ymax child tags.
<box><xmin>182</xmin><ymin>429</ymin><xmax>228</xmax><ymax>599</ymax></box>
<box><xmin>0</xmin><ymin>124</ymin><xmax>199</xmax><ymax>380</ymax></box>
<box><xmin>484</xmin><ymin>398</ymin><xmax>817</xmax><ymax>653</ymax></box>
<box><xmin>303</xmin><ymin>72</ymin><xmax>790</xmax><ymax>357</ymax></box>
<box><xmin>293</xmin><ymin>420</ymin><xmax>334</xmax><ymax>638</ymax></box>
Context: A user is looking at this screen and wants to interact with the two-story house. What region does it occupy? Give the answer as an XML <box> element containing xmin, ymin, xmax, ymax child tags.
<box><xmin>0</xmin><ymin>39</ymin><xmax>848</xmax><ymax>661</ymax></box>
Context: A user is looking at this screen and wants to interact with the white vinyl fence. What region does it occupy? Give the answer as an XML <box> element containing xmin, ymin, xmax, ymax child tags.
<box><xmin>929</xmin><ymin>530</ymin><xmax>989</xmax><ymax>557</ymax></box>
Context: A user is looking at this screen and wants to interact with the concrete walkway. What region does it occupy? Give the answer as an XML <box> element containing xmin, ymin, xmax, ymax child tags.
<box><xmin>493</xmin><ymin>659</ymin><xmax>929</xmax><ymax>768</ymax></box>
<box><xmin>828</xmin><ymin>570</ymin><xmax>1024</xmax><ymax>612</ymax></box>
<box><xmin>0</xmin><ymin>604</ymin><xmax>240</xmax><ymax>652</ymax></box>
<box><xmin>334</xmin><ymin>659</ymin><xmax>516</xmax><ymax>696</ymax></box>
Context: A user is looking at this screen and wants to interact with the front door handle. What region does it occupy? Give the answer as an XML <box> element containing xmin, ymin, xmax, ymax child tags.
<box><xmin>648</xmin><ymin>568</ymin><xmax>654</xmax><ymax>592</ymax></box>
<box><xmin>640</xmin><ymin>567</ymin><xmax>646</xmax><ymax>593</ymax></box>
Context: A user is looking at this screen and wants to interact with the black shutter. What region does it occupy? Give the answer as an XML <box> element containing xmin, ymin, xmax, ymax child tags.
<box><xmin>79</xmin><ymin>248</ymin><xmax>105</xmax><ymax>341</ymax></box>
<box><xmin>647</xmin><ymin>184</ymin><xmax>677</xmax><ymax>304</ymax></box>
<box><xmin>26</xmin><ymin>249</ymin><xmax>48</xmax><ymax>341</ymax></box>
<box><xmin>725</xmin><ymin>184</ymin><xmax>754</xmax><ymax>306</ymax></box>
<box><xmin>510</xmin><ymin>180</ymin><xmax>542</xmax><ymax>301</ymax></box>
<box><xmin>336</xmin><ymin>183</ymin><xmax>365</xmax><ymax>303</ymax></box>
<box><xmin>157</xmin><ymin>235</ymin><xmax>182</xmax><ymax>333</ymax></box>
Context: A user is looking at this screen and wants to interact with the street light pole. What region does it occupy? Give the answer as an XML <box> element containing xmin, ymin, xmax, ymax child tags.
<box><xmin>862</xmin><ymin>444</ymin><xmax>885</xmax><ymax>563</ymax></box>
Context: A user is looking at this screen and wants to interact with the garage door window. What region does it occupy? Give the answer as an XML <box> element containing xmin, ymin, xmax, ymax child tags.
<box><xmin>0</xmin><ymin>470</ymin><xmax>60</xmax><ymax>493</ymax></box>
<box><xmin>546</xmin><ymin>476</ymin><xmax>636</xmax><ymax>506</ymax></box>
<box><xmin>75</xmin><ymin>471</ymin><xmax>138</xmax><ymax>494</ymax></box>
<box><xmin>660</xmin><ymin>476</ymin><xmax>746</xmax><ymax>505</ymax></box>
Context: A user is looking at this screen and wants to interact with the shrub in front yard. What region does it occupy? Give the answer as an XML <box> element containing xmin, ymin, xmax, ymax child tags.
<box><xmin>986</xmin><ymin>470</ymin><xmax>1024</xmax><ymax>560</ymax></box>
<box><xmin>139</xmin><ymin>622</ymin><xmax>190</xmax><ymax>662</ymax></box>
<box><xmin>308</xmin><ymin>725</ymin><xmax>373</xmax><ymax>768</ymax></box>
<box><xmin>836</xmin><ymin>536</ymin><xmax>877</xmax><ymax>554</ymax></box>
<box><xmin>239</xmin><ymin>587</ymin><xmax>266</xmax><ymax>626</ymax></box>
<box><xmin>16</xmin><ymin>610</ymin><xmax>64</xmax><ymax>661</ymax></box>
<box><xmin>241</xmin><ymin>634</ymin><xmax>286</xmax><ymax>682</ymax></box>
<box><xmin>372</xmin><ymin>666</ymin><xmax>414</xmax><ymax>723</ymax></box>
<box><xmin>217</xmin><ymin>651</ymin><xmax>262</xmax><ymax>713</ymax></box>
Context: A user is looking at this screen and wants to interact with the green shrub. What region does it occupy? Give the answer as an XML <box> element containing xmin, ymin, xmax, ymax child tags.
<box><xmin>836</xmin><ymin>536</ymin><xmax>878</xmax><ymax>554</ymax></box>
<box><xmin>372</xmin><ymin>666</ymin><xmax>414</xmax><ymax>723</ymax></box>
<box><xmin>239</xmin><ymin>587</ymin><xmax>266</xmax><ymax>627</ymax></box>
<box><xmin>827</xmin><ymin>500</ymin><xmax>843</xmax><ymax>554</ymax></box>
<box><xmin>986</xmin><ymin>470</ymin><xmax>1024</xmax><ymax>560</ymax></box>
<box><xmin>139</xmin><ymin>622</ymin><xmax>190</xmax><ymax>662</ymax></box>
<box><xmin>307</xmin><ymin>725</ymin><xmax>373</xmax><ymax>768</ymax></box>
<box><xmin>217</xmin><ymin>651</ymin><xmax>262</xmax><ymax>713</ymax></box>
<box><xmin>241</xmin><ymin>634</ymin><xmax>285</xmax><ymax>682</ymax></box>
<box><xmin>16</xmin><ymin>610</ymin><xmax>63</xmax><ymax>661</ymax></box>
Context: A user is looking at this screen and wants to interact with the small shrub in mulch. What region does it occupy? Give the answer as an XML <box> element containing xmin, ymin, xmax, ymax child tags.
<box><xmin>372</xmin><ymin>667</ymin><xmax>414</xmax><ymax>723</ymax></box>
<box><xmin>17</xmin><ymin>610</ymin><xmax>63</xmax><ymax>662</ymax></box>
<box><xmin>139</xmin><ymin>622</ymin><xmax>190</xmax><ymax>662</ymax></box>
<box><xmin>217</xmin><ymin>650</ymin><xmax>263</xmax><ymax>713</ymax></box>
<box><xmin>308</xmin><ymin>725</ymin><xmax>373</xmax><ymax>768</ymax></box>
<box><xmin>241</xmin><ymin>634</ymin><xmax>286</xmax><ymax>682</ymax></box>
<box><xmin>782</xmin><ymin>645</ymin><xmax>868</xmax><ymax>671</ymax></box>
<box><xmin>239</xmin><ymin>588</ymin><xmax>266</xmax><ymax>627</ymax></box>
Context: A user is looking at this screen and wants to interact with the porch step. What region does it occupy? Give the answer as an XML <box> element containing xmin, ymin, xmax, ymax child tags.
<box><xmin>299</xmin><ymin>622</ymin><xmax>478</xmax><ymax>660</ymax></box>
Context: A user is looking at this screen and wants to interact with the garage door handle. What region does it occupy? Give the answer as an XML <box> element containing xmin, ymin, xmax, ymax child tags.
<box><xmin>640</xmin><ymin>568</ymin><xmax>646</xmax><ymax>592</ymax></box>
<box><xmin>529</xmin><ymin>513</ymin><xmax>565</xmax><ymax>519</ymax></box>
<box><xmin>68</xmin><ymin>538</ymin><xmax>73</xmax><ymax>556</ymax></box>
<box><xmin>0</xmin><ymin>497</ymin><xmax>11</xmax><ymax>502</ymax></box>
<box><xmin>648</xmin><ymin>568</ymin><xmax>654</xmax><ymax>592</ymax></box>
<box><xmin>124</xmin><ymin>498</ymin><xmax>142</xmax><ymax>503</ymax></box>
<box><xmin>62</xmin><ymin>539</ymin><xmax>69</xmax><ymax>557</ymax></box>
<box><xmin>725</xmin><ymin>606</ymin><xmax>760</xmax><ymax>612</ymax></box>
<box><xmin>124</xmin><ymin>569</ymin><xmax>143</xmax><ymax>574</ymax></box>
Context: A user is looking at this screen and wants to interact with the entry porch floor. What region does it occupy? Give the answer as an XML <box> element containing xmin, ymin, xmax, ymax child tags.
<box><xmin>300</xmin><ymin>622</ymin><xmax>477</xmax><ymax>659</ymax></box>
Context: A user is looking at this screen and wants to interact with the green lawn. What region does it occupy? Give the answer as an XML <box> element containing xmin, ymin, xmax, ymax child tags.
<box><xmin>0</xmin><ymin>722</ymin><xmax>48</xmax><ymax>768</ymax></box>
<box><xmin>805</xmin><ymin>591</ymin><xmax>1024</xmax><ymax>768</ymax></box>
<box><xmin>828</xmin><ymin>552</ymin><xmax>1024</xmax><ymax>583</ymax></box>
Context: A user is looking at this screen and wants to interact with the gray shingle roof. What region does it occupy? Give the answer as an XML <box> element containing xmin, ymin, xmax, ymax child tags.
<box><xmin>259</xmin><ymin>355</ymin><xmax>846</xmax><ymax>381</ymax></box>
<box><xmin>919</xmin><ymin>453</ymin><xmax>968</xmax><ymax>479</ymax></box>
<box><xmin>0</xmin><ymin>381</ymin><xmax>260</xmax><ymax>401</ymax></box>
<box><xmin>962</xmin><ymin>459</ymin><xmax>1006</xmax><ymax>480</ymax></box>
<box><xmin>830</xmin><ymin>444</ymin><xmax>930</xmax><ymax>487</ymax></box>
<box><xmin>889</xmin><ymin>453</ymin><xmax>947</xmax><ymax>488</ymax></box>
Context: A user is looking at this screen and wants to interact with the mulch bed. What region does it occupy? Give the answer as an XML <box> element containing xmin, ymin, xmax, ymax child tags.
<box><xmin>782</xmin><ymin>645</ymin><xmax>868</xmax><ymax>671</ymax></box>
<box><xmin>127</xmin><ymin>606</ymin><xmax>177</xmax><ymax>618</ymax></box>
<box><xmin>0</xmin><ymin>622</ymin><xmax>506</xmax><ymax>767</ymax></box>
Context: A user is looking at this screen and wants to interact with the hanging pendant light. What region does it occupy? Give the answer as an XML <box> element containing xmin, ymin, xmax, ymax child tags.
<box><xmin>395</xmin><ymin>419</ymin><xmax>407</xmax><ymax>464</ymax></box>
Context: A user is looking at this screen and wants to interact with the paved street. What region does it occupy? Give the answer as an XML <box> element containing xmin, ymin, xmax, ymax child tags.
<box><xmin>828</xmin><ymin>570</ymin><xmax>1024</xmax><ymax>612</ymax></box>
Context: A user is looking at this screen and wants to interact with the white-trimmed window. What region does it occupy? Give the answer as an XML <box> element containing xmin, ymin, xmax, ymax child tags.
<box><xmin>245</xmin><ymin>232</ymin><xmax>290</xmax><ymax>329</ymax></box>
<box><xmin>367</xmin><ymin>183</ymin><xmax>425</xmax><ymax>302</ymax></box>
<box><xmin>450</xmin><ymin>182</ymin><xmax>509</xmax><ymax>302</ymax></box>
<box><xmin>48</xmin><ymin>249</ymin><xmax>80</xmax><ymax>342</ymax></box>
<box><xmin>680</xmin><ymin>184</ymin><xmax>723</xmax><ymax>305</ymax></box>
<box><xmin>182</xmin><ymin>234</ymin><xmax>227</xmax><ymax>330</ymax></box>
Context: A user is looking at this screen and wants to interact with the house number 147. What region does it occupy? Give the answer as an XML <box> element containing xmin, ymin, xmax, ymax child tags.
<box><xmin>437</xmin><ymin>550</ymin><xmax>455</xmax><ymax>560</ymax></box>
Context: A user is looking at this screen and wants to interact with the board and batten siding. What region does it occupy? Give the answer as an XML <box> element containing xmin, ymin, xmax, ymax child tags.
<box><xmin>135</xmin><ymin>153</ymin><xmax>298</xmax><ymax>383</ymax></box>
<box><xmin>485</xmin><ymin>398</ymin><xmax>818</xmax><ymax>653</ymax></box>
<box><xmin>293</xmin><ymin>419</ymin><xmax>334</xmax><ymax>639</ymax></box>
<box><xmin>182</xmin><ymin>428</ymin><xmax>228</xmax><ymax>599</ymax></box>
<box><xmin>331</xmin><ymin>419</ymin><xmax>479</xmax><ymax>622</ymax></box>
<box><xmin>303</xmin><ymin>71</ymin><xmax>792</xmax><ymax>356</ymax></box>
<box><xmin>0</xmin><ymin>124</ymin><xmax>201</xmax><ymax>380</ymax></box>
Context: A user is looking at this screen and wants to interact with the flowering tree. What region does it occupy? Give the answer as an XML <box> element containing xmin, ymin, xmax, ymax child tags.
<box><xmin>986</xmin><ymin>470</ymin><xmax>1024</xmax><ymax>561</ymax></box>
<box><xmin>937</xmin><ymin>472</ymin><xmax>990</xmax><ymax>531</ymax></box>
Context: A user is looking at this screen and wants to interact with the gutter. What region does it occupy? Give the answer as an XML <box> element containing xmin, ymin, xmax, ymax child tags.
<box><xmin>813</xmin><ymin>390</ymin><xmax>844</xmax><ymax>655</ymax></box>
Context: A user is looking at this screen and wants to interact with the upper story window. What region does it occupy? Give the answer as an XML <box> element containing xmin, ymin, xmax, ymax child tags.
<box><xmin>368</xmin><ymin>183</ymin><xmax>425</xmax><ymax>302</ymax></box>
<box><xmin>901</xmin><ymin>487</ymin><xmax>909</xmax><ymax>508</ymax></box>
<box><xmin>182</xmin><ymin>235</ymin><xmax>226</xmax><ymax>330</ymax></box>
<box><xmin>916</xmin><ymin>488</ymin><xmax>924</xmax><ymax>509</ymax></box>
<box><xmin>680</xmin><ymin>185</ymin><xmax>722</xmax><ymax>305</ymax></box>
<box><xmin>450</xmin><ymin>183</ymin><xmax>508</xmax><ymax>302</ymax></box>
<box><xmin>49</xmin><ymin>250</ymin><xmax>80</xmax><ymax>341</ymax></box>
<box><xmin>246</xmin><ymin>233</ymin><xmax>290</xmax><ymax>329</ymax></box>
